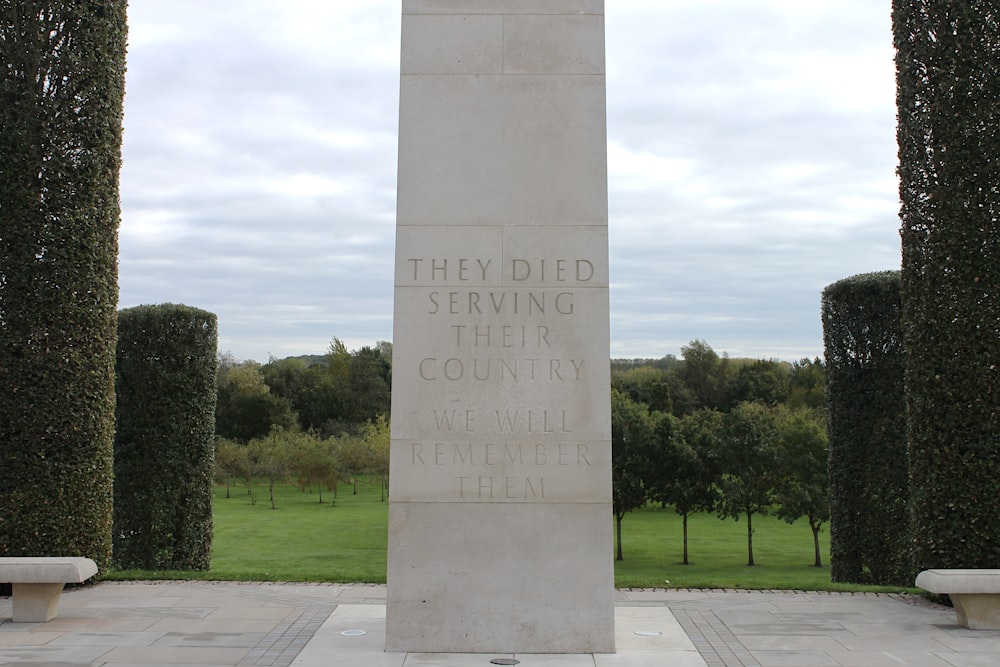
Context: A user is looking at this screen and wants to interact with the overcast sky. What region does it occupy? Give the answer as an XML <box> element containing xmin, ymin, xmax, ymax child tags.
<box><xmin>119</xmin><ymin>0</ymin><xmax>901</xmax><ymax>363</ymax></box>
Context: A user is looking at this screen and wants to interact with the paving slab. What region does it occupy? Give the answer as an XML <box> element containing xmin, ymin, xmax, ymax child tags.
<box><xmin>3</xmin><ymin>583</ymin><xmax>1000</xmax><ymax>666</ymax></box>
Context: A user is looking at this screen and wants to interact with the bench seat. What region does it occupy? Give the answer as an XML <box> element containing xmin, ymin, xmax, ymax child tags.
<box><xmin>916</xmin><ymin>569</ymin><xmax>1000</xmax><ymax>629</ymax></box>
<box><xmin>0</xmin><ymin>557</ymin><xmax>98</xmax><ymax>622</ymax></box>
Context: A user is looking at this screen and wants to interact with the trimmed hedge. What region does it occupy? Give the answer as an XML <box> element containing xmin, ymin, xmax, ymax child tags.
<box><xmin>822</xmin><ymin>272</ymin><xmax>911</xmax><ymax>585</ymax></box>
<box><xmin>114</xmin><ymin>305</ymin><xmax>218</xmax><ymax>570</ymax></box>
<box><xmin>0</xmin><ymin>2</ymin><xmax>127</xmax><ymax>571</ymax></box>
<box><xmin>894</xmin><ymin>1</ymin><xmax>1000</xmax><ymax>571</ymax></box>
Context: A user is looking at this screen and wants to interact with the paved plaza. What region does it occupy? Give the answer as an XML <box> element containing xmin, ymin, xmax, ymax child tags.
<box><xmin>2</xmin><ymin>582</ymin><xmax>998</xmax><ymax>666</ymax></box>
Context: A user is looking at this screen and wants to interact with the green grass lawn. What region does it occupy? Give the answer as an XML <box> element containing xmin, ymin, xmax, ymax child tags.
<box><xmin>105</xmin><ymin>478</ymin><xmax>913</xmax><ymax>592</ymax></box>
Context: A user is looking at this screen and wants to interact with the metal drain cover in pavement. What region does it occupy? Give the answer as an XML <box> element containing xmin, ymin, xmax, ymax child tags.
<box><xmin>490</xmin><ymin>660</ymin><xmax>520</xmax><ymax>665</ymax></box>
<box><xmin>634</xmin><ymin>630</ymin><xmax>662</xmax><ymax>636</ymax></box>
<box><xmin>340</xmin><ymin>629</ymin><xmax>367</xmax><ymax>637</ymax></box>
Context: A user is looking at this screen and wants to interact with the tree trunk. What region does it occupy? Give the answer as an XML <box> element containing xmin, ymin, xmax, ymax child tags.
<box><xmin>811</xmin><ymin>517</ymin><xmax>822</xmax><ymax>567</ymax></box>
<box><xmin>747</xmin><ymin>510</ymin><xmax>755</xmax><ymax>566</ymax></box>
<box><xmin>269</xmin><ymin>479</ymin><xmax>276</xmax><ymax>509</ymax></box>
<box><xmin>616</xmin><ymin>512</ymin><xmax>624</xmax><ymax>561</ymax></box>
<box><xmin>682</xmin><ymin>512</ymin><xmax>690</xmax><ymax>565</ymax></box>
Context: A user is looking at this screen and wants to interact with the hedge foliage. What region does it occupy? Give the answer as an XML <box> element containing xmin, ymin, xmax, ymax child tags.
<box><xmin>894</xmin><ymin>1</ymin><xmax>1000</xmax><ymax>571</ymax></box>
<box><xmin>114</xmin><ymin>305</ymin><xmax>218</xmax><ymax>570</ymax></box>
<box><xmin>822</xmin><ymin>272</ymin><xmax>911</xmax><ymax>585</ymax></box>
<box><xmin>0</xmin><ymin>1</ymin><xmax>127</xmax><ymax>571</ymax></box>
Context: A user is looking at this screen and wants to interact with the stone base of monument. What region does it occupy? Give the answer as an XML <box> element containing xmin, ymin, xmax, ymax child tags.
<box><xmin>386</xmin><ymin>502</ymin><xmax>615</xmax><ymax>654</ymax></box>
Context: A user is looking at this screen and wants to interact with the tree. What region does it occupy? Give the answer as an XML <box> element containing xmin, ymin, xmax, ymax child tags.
<box><xmin>216</xmin><ymin>360</ymin><xmax>297</xmax><ymax>442</ymax></box>
<box><xmin>261</xmin><ymin>340</ymin><xmax>391</xmax><ymax>435</ymax></box>
<box><xmin>0</xmin><ymin>0</ymin><xmax>127</xmax><ymax>572</ymax></box>
<box><xmin>717</xmin><ymin>402</ymin><xmax>779</xmax><ymax>566</ymax></box>
<box><xmin>727</xmin><ymin>359</ymin><xmax>790</xmax><ymax>407</ymax></box>
<box><xmin>895</xmin><ymin>0</ymin><xmax>1000</xmax><ymax>573</ymax></box>
<box><xmin>774</xmin><ymin>408</ymin><xmax>830</xmax><ymax>567</ymax></box>
<box><xmin>612</xmin><ymin>366</ymin><xmax>673</xmax><ymax>413</ymax></box>
<box><xmin>247</xmin><ymin>428</ymin><xmax>293</xmax><ymax>510</ymax></box>
<box><xmin>215</xmin><ymin>438</ymin><xmax>252</xmax><ymax>499</ymax></box>
<box><xmin>670</xmin><ymin>409</ymin><xmax>723</xmax><ymax>564</ymax></box>
<box><xmin>611</xmin><ymin>390</ymin><xmax>652</xmax><ymax>561</ymax></box>
<box><xmin>678</xmin><ymin>340</ymin><xmax>730</xmax><ymax>410</ymax></box>
<box><xmin>290</xmin><ymin>433</ymin><xmax>339</xmax><ymax>503</ymax></box>
<box><xmin>359</xmin><ymin>415</ymin><xmax>391</xmax><ymax>501</ymax></box>
<box><xmin>786</xmin><ymin>358</ymin><xmax>826</xmax><ymax>411</ymax></box>
<box><xmin>334</xmin><ymin>433</ymin><xmax>372</xmax><ymax>495</ymax></box>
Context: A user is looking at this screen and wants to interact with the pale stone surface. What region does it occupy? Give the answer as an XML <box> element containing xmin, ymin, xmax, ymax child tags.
<box><xmin>388</xmin><ymin>0</ymin><xmax>612</xmax><ymax>653</ymax></box>
<box><xmin>504</xmin><ymin>15</ymin><xmax>605</xmax><ymax>74</ymax></box>
<box><xmin>11</xmin><ymin>583</ymin><xmax>64</xmax><ymax>623</ymax></box>
<box><xmin>916</xmin><ymin>569</ymin><xmax>1000</xmax><ymax>629</ymax></box>
<box><xmin>396</xmin><ymin>75</ymin><xmax>607</xmax><ymax>227</ymax></box>
<box><xmin>1</xmin><ymin>557</ymin><xmax>98</xmax><ymax>622</ymax></box>
<box><xmin>0</xmin><ymin>557</ymin><xmax>97</xmax><ymax>583</ymax></box>
<box><xmin>406</xmin><ymin>0</ymin><xmax>604</xmax><ymax>14</ymax></box>
<box><xmin>295</xmin><ymin>606</ymin><xmax>705</xmax><ymax>667</ymax></box>
<box><xmin>401</xmin><ymin>15</ymin><xmax>502</xmax><ymax>74</ymax></box>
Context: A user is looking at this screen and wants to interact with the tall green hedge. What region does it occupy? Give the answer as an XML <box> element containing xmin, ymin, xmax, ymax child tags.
<box><xmin>894</xmin><ymin>1</ymin><xmax>1000</xmax><ymax>571</ymax></box>
<box><xmin>822</xmin><ymin>272</ymin><xmax>911</xmax><ymax>585</ymax></box>
<box><xmin>114</xmin><ymin>305</ymin><xmax>218</xmax><ymax>570</ymax></box>
<box><xmin>0</xmin><ymin>2</ymin><xmax>127</xmax><ymax>571</ymax></box>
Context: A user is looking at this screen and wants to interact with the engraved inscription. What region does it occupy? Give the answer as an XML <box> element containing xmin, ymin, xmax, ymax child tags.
<box><xmin>403</xmin><ymin>251</ymin><xmax>602</xmax><ymax>500</ymax></box>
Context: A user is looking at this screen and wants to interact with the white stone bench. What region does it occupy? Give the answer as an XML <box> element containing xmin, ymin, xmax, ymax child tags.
<box><xmin>916</xmin><ymin>569</ymin><xmax>1000</xmax><ymax>629</ymax></box>
<box><xmin>0</xmin><ymin>557</ymin><xmax>98</xmax><ymax>622</ymax></box>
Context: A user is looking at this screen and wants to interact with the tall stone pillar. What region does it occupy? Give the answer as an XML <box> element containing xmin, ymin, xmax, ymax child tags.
<box><xmin>387</xmin><ymin>0</ymin><xmax>613</xmax><ymax>654</ymax></box>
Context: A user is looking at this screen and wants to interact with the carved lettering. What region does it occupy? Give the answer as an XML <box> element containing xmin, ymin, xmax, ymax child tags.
<box><xmin>510</xmin><ymin>258</ymin><xmax>595</xmax><ymax>282</ymax></box>
<box><xmin>407</xmin><ymin>442</ymin><xmax>593</xmax><ymax>467</ymax></box>
<box><xmin>451</xmin><ymin>325</ymin><xmax>551</xmax><ymax>348</ymax></box>
<box><xmin>426</xmin><ymin>291</ymin><xmax>574</xmax><ymax>316</ymax></box>
<box><xmin>494</xmin><ymin>410</ymin><xmax>571</xmax><ymax>433</ymax></box>
<box><xmin>456</xmin><ymin>476</ymin><xmax>546</xmax><ymax>499</ymax></box>
<box><xmin>418</xmin><ymin>357</ymin><xmax>584</xmax><ymax>382</ymax></box>
<box><xmin>433</xmin><ymin>409</ymin><xmax>477</xmax><ymax>432</ymax></box>
<box><xmin>409</xmin><ymin>258</ymin><xmax>494</xmax><ymax>281</ymax></box>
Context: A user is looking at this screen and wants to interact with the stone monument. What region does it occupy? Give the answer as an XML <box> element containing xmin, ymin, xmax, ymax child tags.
<box><xmin>387</xmin><ymin>0</ymin><xmax>614</xmax><ymax>654</ymax></box>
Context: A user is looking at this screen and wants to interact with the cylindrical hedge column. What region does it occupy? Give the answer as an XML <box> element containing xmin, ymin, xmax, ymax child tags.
<box><xmin>822</xmin><ymin>272</ymin><xmax>911</xmax><ymax>585</ymax></box>
<box><xmin>0</xmin><ymin>2</ymin><xmax>127</xmax><ymax>572</ymax></box>
<box><xmin>895</xmin><ymin>0</ymin><xmax>1000</xmax><ymax>571</ymax></box>
<box><xmin>114</xmin><ymin>304</ymin><xmax>218</xmax><ymax>570</ymax></box>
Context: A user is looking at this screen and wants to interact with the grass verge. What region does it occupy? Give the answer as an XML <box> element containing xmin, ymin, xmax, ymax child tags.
<box><xmin>104</xmin><ymin>478</ymin><xmax>915</xmax><ymax>593</ymax></box>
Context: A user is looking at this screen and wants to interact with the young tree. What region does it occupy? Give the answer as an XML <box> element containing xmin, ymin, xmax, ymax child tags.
<box><xmin>611</xmin><ymin>390</ymin><xmax>652</xmax><ymax>561</ymax></box>
<box><xmin>665</xmin><ymin>409</ymin><xmax>724</xmax><ymax>565</ymax></box>
<box><xmin>359</xmin><ymin>415</ymin><xmax>391</xmax><ymax>501</ymax></box>
<box><xmin>247</xmin><ymin>428</ymin><xmax>293</xmax><ymax>510</ymax></box>
<box><xmin>215</xmin><ymin>438</ymin><xmax>251</xmax><ymax>499</ymax></box>
<box><xmin>774</xmin><ymin>408</ymin><xmax>830</xmax><ymax>567</ymax></box>
<box><xmin>334</xmin><ymin>433</ymin><xmax>373</xmax><ymax>495</ymax></box>
<box><xmin>717</xmin><ymin>402</ymin><xmax>779</xmax><ymax>566</ymax></box>
<box><xmin>290</xmin><ymin>433</ymin><xmax>339</xmax><ymax>503</ymax></box>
